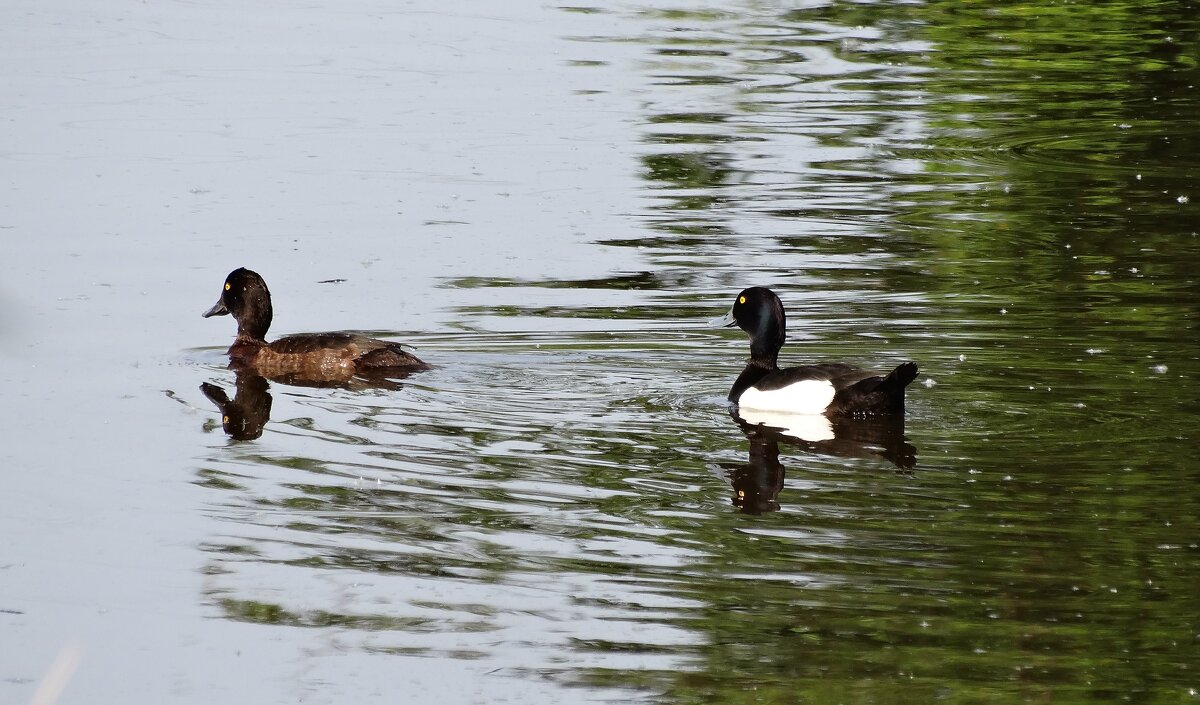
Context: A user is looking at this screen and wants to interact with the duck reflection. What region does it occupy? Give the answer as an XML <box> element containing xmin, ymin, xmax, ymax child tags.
<box><xmin>725</xmin><ymin>409</ymin><xmax>917</xmax><ymax>514</ymax></box>
<box><xmin>200</xmin><ymin>368</ymin><xmax>415</xmax><ymax>440</ymax></box>
<box><xmin>201</xmin><ymin>373</ymin><xmax>273</xmax><ymax>441</ymax></box>
<box><xmin>727</xmin><ymin>427</ymin><xmax>787</xmax><ymax>514</ymax></box>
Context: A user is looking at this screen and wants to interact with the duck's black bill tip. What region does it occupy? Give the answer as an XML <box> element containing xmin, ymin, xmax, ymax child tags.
<box><xmin>203</xmin><ymin>300</ymin><xmax>229</xmax><ymax>318</ymax></box>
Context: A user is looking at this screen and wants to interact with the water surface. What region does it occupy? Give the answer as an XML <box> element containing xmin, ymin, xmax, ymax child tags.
<box><xmin>2</xmin><ymin>1</ymin><xmax>1197</xmax><ymax>703</ymax></box>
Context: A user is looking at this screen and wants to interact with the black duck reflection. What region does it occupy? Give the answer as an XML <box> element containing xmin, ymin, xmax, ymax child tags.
<box><xmin>724</xmin><ymin>410</ymin><xmax>917</xmax><ymax>514</ymax></box>
<box><xmin>726</xmin><ymin>425</ymin><xmax>786</xmax><ymax>515</ymax></box>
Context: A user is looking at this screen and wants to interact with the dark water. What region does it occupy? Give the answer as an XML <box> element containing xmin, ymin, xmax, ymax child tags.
<box><xmin>5</xmin><ymin>1</ymin><xmax>1199</xmax><ymax>703</ymax></box>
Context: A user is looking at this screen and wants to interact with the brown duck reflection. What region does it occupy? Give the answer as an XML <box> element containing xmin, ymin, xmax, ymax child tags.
<box><xmin>200</xmin><ymin>368</ymin><xmax>416</xmax><ymax>440</ymax></box>
<box><xmin>201</xmin><ymin>373</ymin><xmax>273</xmax><ymax>441</ymax></box>
<box><xmin>725</xmin><ymin>409</ymin><xmax>917</xmax><ymax>514</ymax></box>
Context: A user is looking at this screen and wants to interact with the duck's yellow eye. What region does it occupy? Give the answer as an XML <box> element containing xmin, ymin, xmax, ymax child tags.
<box><xmin>222</xmin><ymin>415</ymin><xmax>230</xmax><ymax>423</ymax></box>
<box><xmin>224</xmin><ymin>282</ymin><xmax>231</xmax><ymax>291</ymax></box>
<box><xmin>738</xmin><ymin>295</ymin><xmax>746</xmax><ymax>304</ymax></box>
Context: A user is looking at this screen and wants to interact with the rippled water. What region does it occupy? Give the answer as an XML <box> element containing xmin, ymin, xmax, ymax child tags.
<box><xmin>5</xmin><ymin>1</ymin><xmax>1199</xmax><ymax>703</ymax></box>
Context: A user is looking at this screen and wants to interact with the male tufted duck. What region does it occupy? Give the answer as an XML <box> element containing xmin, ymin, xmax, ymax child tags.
<box><xmin>712</xmin><ymin>287</ymin><xmax>917</xmax><ymax>417</ymax></box>
<box><xmin>203</xmin><ymin>268</ymin><xmax>430</xmax><ymax>381</ymax></box>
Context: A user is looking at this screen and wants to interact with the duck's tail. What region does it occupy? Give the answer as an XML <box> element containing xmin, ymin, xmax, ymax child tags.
<box><xmin>874</xmin><ymin>362</ymin><xmax>918</xmax><ymax>414</ymax></box>
<box><xmin>883</xmin><ymin>361</ymin><xmax>919</xmax><ymax>391</ymax></box>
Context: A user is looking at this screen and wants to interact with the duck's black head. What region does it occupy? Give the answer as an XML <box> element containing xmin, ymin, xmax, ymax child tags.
<box><xmin>712</xmin><ymin>286</ymin><xmax>787</xmax><ymax>364</ymax></box>
<box><xmin>203</xmin><ymin>267</ymin><xmax>273</xmax><ymax>341</ymax></box>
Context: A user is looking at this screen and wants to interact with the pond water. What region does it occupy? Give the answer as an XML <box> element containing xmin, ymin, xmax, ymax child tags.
<box><xmin>3</xmin><ymin>1</ymin><xmax>1198</xmax><ymax>703</ymax></box>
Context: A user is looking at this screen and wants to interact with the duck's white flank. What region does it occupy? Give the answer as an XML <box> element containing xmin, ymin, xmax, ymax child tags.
<box><xmin>738</xmin><ymin>379</ymin><xmax>835</xmax><ymax>415</ymax></box>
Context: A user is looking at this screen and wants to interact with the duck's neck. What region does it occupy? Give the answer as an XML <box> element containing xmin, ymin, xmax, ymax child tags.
<box><xmin>729</xmin><ymin>359</ymin><xmax>774</xmax><ymax>401</ymax></box>
<box><xmin>749</xmin><ymin>341</ymin><xmax>780</xmax><ymax>368</ymax></box>
<box><xmin>234</xmin><ymin>329</ymin><xmax>268</xmax><ymax>345</ymax></box>
<box><xmin>230</xmin><ymin>322</ymin><xmax>269</xmax><ymax>356</ymax></box>
<box><xmin>235</xmin><ymin>303</ymin><xmax>272</xmax><ymax>344</ymax></box>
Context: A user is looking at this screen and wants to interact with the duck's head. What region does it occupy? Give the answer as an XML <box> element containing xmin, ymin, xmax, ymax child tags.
<box><xmin>710</xmin><ymin>287</ymin><xmax>786</xmax><ymax>362</ymax></box>
<box><xmin>203</xmin><ymin>267</ymin><xmax>273</xmax><ymax>341</ymax></box>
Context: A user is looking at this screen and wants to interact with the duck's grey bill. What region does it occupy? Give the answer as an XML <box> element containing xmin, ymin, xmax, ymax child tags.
<box><xmin>203</xmin><ymin>299</ymin><xmax>229</xmax><ymax>318</ymax></box>
<box><xmin>708</xmin><ymin>310</ymin><xmax>736</xmax><ymax>328</ymax></box>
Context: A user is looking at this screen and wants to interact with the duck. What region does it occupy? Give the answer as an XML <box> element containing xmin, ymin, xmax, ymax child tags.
<box><xmin>203</xmin><ymin>268</ymin><xmax>430</xmax><ymax>382</ymax></box>
<box><xmin>711</xmin><ymin>287</ymin><xmax>917</xmax><ymax>417</ymax></box>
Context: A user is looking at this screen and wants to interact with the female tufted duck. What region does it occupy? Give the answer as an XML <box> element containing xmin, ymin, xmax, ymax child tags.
<box><xmin>711</xmin><ymin>287</ymin><xmax>917</xmax><ymax>417</ymax></box>
<box><xmin>203</xmin><ymin>268</ymin><xmax>430</xmax><ymax>381</ymax></box>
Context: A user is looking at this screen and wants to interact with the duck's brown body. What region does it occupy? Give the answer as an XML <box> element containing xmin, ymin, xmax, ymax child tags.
<box><xmin>226</xmin><ymin>332</ymin><xmax>429</xmax><ymax>380</ymax></box>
